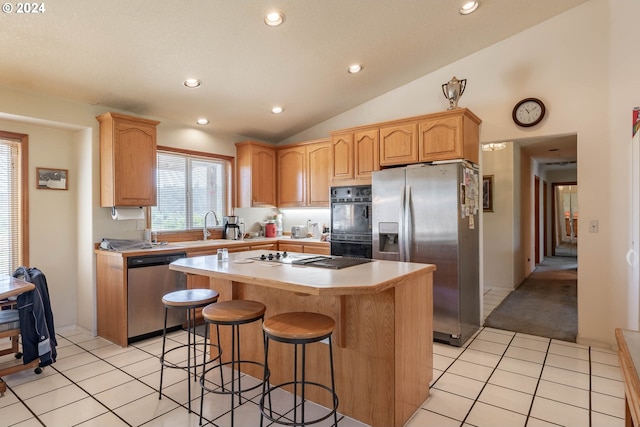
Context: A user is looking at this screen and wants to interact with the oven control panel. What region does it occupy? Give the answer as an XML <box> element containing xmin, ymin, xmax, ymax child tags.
<box><xmin>331</xmin><ymin>185</ymin><xmax>371</xmax><ymax>202</ymax></box>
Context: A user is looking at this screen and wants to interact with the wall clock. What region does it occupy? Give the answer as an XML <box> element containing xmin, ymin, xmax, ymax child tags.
<box><xmin>512</xmin><ymin>98</ymin><xmax>546</xmax><ymax>127</ymax></box>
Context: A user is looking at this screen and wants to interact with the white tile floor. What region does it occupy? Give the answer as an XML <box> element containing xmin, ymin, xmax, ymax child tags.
<box><xmin>0</xmin><ymin>320</ymin><xmax>625</xmax><ymax>427</ymax></box>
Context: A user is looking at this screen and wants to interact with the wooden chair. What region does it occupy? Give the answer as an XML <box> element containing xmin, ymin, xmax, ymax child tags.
<box><xmin>0</xmin><ymin>303</ymin><xmax>40</xmax><ymax>397</ymax></box>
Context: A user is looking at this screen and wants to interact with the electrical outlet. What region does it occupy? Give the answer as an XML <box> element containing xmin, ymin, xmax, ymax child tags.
<box><xmin>589</xmin><ymin>220</ymin><xmax>599</xmax><ymax>233</ymax></box>
<box><xmin>136</xmin><ymin>220</ymin><xmax>145</xmax><ymax>231</ymax></box>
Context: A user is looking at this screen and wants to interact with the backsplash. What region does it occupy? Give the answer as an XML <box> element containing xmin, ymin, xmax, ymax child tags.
<box><xmin>234</xmin><ymin>207</ymin><xmax>330</xmax><ymax>236</ymax></box>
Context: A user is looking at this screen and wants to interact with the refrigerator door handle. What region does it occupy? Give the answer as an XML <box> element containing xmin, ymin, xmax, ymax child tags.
<box><xmin>399</xmin><ymin>185</ymin><xmax>406</xmax><ymax>261</ymax></box>
<box><xmin>404</xmin><ymin>184</ymin><xmax>412</xmax><ymax>262</ymax></box>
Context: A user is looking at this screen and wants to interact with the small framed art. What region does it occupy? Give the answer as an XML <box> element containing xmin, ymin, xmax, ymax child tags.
<box><xmin>37</xmin><ymin>167</ymin><xmax>68</xmax><ymax>190</ymax></box>
<box><xmin>483</xmin><ymin>175</ymin><xmax>493</xmax><ymax>212</ymax></box>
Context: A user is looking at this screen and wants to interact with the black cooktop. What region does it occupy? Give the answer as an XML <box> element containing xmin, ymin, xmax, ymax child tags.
<box><xmin>250</xmin><ymin>252</ymin><xmax>371</xmax><ymax>269</ymax></box>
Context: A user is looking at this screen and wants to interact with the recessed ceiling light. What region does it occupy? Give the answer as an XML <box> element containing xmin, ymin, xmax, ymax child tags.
<box><xmin>184</xmin><ymin>79</ymin><xmax>201</xmax><ymax>88</ymax></box>
<box><xmin>348</xmin><ymin>64</ymin><xmax>363</xmax><ymax>74</ymax></box>
<box><xmin>271</xmin><ymin>106</ymin><xmax>284</xmax><ymax>114</ymax></box>
<box><xmin>459</xmin><ymin>1</ymin><xmax>479</xmax><ymax>15</ymax></box>
<box><xmin>265</xmin><ymin>12</ymin><xmax>285</xmax><ymax>26</ymax></box>
<box><xmin>196</xmin><ymin>118</ymin><xmax>209</xmax><ymax>125</ymax></box>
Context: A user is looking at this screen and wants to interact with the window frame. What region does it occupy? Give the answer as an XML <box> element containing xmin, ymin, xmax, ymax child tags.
<box><xmin>0</xmin><ymin>130</ymin><xmax>29</xmax><ymax>271</ymax></box>
<box><xmin>151</xmin><ymin>146</ymin><xmax>234</xmax><ymax>242</ymax></box>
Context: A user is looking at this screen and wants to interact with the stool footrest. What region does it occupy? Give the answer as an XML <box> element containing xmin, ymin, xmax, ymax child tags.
<box><xmin>260</xmin><ymin>381</ymin><xmax>339</xmax><ymax>426</ymax></box>
<box><xmin>200</xmin><ymin>359</ymin><xmax>268</xmax><ymax>395</ymax></box>
<box><xmin>160</xmin><ymin>343</ymin><xmax>221</xmax><ymax>371</ymax></box>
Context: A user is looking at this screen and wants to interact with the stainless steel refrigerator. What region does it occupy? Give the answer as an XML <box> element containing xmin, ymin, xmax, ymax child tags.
<box><xmin>372</xmin><ymin>160</ymin><xmax>480</xmax><ymax>346</ymax></box>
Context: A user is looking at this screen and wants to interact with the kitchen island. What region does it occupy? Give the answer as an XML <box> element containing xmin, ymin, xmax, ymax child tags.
<box><xmin>169</xmin><ymin>250</ymin><xmax>435</xmax><ymax>427</ymax></box>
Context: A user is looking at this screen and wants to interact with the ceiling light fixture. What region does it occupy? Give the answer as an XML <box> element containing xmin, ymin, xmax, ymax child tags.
<box><xmin>482</xmin><ymin>142</ymin><xmax>507</xmax><ymax>151</ymax></box>
<box><xmin>459</xmin><ymin>1</ymin><xmax>479</xmax><ymax>15</ymax></box>
<box><xmin>348</xmin><ymin>64</ymin><xmax>363</xmax><ymax>74</ymax></box>
<box><xmin>264</xmin><ymin>12</ymin><xmax>285</xmax><ymax>26</ymax></box>
<box><xmin>271</xmin><ymin>106</ymin><xmax>283</xmax><ymax>114</ymax></box>
<box><xmin>183</xmin><ymin>79</ymin><xmax>201</xmax><ymax>88</ymax></box>
<box><xmin>196</xmin><ymin>118</ymin><xmax>209</xmax><ymax>125</ymax></box>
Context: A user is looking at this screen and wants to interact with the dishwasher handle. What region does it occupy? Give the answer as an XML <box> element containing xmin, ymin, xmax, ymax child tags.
<box><xmin>127</xmin><ymin>252</ymin><xmax>186</xmax><ymax>268</ymax></box>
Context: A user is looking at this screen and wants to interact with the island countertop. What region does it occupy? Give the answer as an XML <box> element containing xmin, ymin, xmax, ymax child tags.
<box><xmin>169</xmin><ymin>250</ymin><xmax>436</xmax><ymax>296</ymax></box>
<box><xmin>170</xmin><ymin>249</ymin><xmax>435</xmax><ymax>427</ymax></box>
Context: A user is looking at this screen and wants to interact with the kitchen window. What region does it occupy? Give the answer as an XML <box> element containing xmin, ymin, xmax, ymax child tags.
<box><xmin>0</xmin><ymin>131</ymin><xmax>28</xmax><ymax>275</ymax></box>
<box><xmin>151</xmin><ymin>147</ymin><xmax>232</xmax><ymax>232</ymax></box>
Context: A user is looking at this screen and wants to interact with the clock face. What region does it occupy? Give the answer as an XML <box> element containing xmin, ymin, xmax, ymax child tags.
<box><xmin>513</xmin><ymin>98</ymin><xmax>545</xmax><ymax>127</ymax></box>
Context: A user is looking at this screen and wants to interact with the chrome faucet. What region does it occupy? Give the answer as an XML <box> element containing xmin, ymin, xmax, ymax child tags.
<box><xmin>203</xmin><ymin>211</ymin><xmax>219</xmax><ymax>240</ymax></box>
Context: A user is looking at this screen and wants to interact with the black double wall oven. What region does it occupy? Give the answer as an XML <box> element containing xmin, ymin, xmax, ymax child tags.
<box><xmin>330</xmin><ymin>185</ymin><xmax>372</xmax><ymax>258</ymax></box>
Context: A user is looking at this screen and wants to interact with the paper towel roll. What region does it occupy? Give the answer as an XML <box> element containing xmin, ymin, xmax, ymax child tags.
<box><xmin>111</xmin><ymin>207</ymin><xmax>145</xmax><ymax>220</ymax></box>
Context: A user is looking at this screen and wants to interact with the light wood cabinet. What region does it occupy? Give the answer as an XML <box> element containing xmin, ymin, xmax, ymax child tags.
<box><xmin>332</xmin><ymin>108</ymin><xmax>481</xmax><ymax>171</ymax></box>
<box><xmin>97</xmin><ymin>112</ymin><xmax>160</xmax><ymax>207</ymax></box>
<box><xmin>418</xmin><ymin>109</ymin><xmax>480</xmax><ymax>164</ymax></box>
<box><xmin>331</xmin><ymin>127</ymin><xmax>379</xmax><ymax>185</ymax></box>
<box><xmin>354</xmin><ymin>129</ymin><xmax>380</xmax><ymax>180</ymax></box>
<box><xmin>307</xmin><ymin>142</ymin><xmax>331</xmax><ymax>206</ymax></box>
<box><xmin>331</xmin><ymin>132</ymin><xmax>354</xmax><ymax>181</ymax></box>
<box><xmin>278</xmin><ymin>241</ymin><xmax>330</xmax><ymax>255</ymax></box>
<box><xmin>235</xmin><ymin>141</ymin><xmax>277</xmax><ymax>208</ymax></box>
<box><xmin>303</xmin><ymin>242</ymin><xmax>331</xmax><ymax>255</ymax></box>
<box><xmin>277</xmin><ymin>139</ymin><xmax>330</xmax><ymax>207</ymax></box>
<box><xmin>379</xmin><ymin>122</ymin><xmax>419</xmax><ymax>166</ymax></box>
<box><xmin>277</xmin><ymin>146</ymin><xmax>306</xmax><ymax>207</ymax></box>
<box><xmin>278</xmin><ymin>242</ymin><xmax>305</xmax><ymax>253</ymax></box>
<box><xmin>250</xmin><ymin>242</ymin><xmax>278</xmax><ymax>251</ymax></box>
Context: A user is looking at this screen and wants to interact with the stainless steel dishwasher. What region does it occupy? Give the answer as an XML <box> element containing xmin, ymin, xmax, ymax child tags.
<box><xmin>127</xmin><ymin>252</ymin><xmax>187</xmax><ymax>342</ymax></box>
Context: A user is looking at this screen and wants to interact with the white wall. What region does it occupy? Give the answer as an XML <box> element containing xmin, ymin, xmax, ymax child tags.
<box><xmin>284</xmin><ymin>0</ymin><xmax>631</xmax><ymax>347</ymax></box>
<box><xmin>0</xmin><ymin>119</ymin><xmax>78</xmax><ymax>327</ymax></box>
<box><xmin>482</xmin><ymin>143</ymin><xmax>517</xmax><ymax>289</ymax></box>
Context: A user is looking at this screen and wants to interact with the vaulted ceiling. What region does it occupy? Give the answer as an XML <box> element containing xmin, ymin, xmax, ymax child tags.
<box><xmin>1</xmin><ymin>0</ymin><xmax>588</xmax><ymax>144</ymax></box>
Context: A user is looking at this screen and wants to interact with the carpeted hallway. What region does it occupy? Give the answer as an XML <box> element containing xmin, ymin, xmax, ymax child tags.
<box><xmin>484</xmin><ymin>256</ymin><xmax>578</xmax><ymax>342</ymax></box>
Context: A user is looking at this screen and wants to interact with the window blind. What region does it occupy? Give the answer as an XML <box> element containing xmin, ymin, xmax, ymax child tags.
<box><xmin>152</xmin><ymin>151</ymin><xmax>228</xmax><ymax>232</ymax></box>
<box><xmin>0</xmin><ymin>139</ymin><xmax>21</xmax><ymax>275</ymax></box>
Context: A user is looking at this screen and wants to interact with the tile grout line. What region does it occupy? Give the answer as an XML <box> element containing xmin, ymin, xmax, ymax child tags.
<box><xmin>523</xmin><ymin>337</ymin><xmax>551</xmax><ymax>427</ymax></box>
<box><xmin>459</xmin><ymin>329</ymin><xmax>517</xmax><ymax>427</ymax></box>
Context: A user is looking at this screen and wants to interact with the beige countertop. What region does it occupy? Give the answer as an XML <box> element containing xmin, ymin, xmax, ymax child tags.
<box><xmin>94</xmin><ymin>237</ymin><xmax>329</xmax><ymax>257</ymax></box>
<box><xmin>169</xmin><ymin>249</ymin><xmax>435</xmax><ymax>296</ymax></box>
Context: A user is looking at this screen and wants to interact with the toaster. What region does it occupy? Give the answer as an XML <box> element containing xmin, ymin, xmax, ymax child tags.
<box><xmin>291</xmin><ymin>226</ymin><xmax>307</xmax><ymax>239</ymax></box>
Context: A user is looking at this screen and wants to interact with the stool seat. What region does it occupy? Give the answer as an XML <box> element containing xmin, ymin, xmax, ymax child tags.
<box><xmin>162</xmin><ymin>288</ymin><xmax>219</xmax><ymax>308</ymax></box>
<box><xmin>202</xmin><ymin>300</ymin><xmax>266</xmax><ymax>324</ymax></box>
<box><xmin>263</xmin><ymin>312</ymin><xmax>335</xmax><ymax>341</ymax></box>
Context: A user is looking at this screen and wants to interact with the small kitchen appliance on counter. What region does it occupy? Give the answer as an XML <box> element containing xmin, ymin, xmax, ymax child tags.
<box><xmin>290</xmin><ymin>226</ymin><xmax>307</xmax><ymax>239</ymax></box>
<box><xmin>223</xmin><ymin>216</ymin><xmax>241</xmax><ymax>240</ymax></box>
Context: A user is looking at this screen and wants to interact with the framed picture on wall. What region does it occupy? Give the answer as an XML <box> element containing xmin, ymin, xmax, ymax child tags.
<box><xmin>37</xmin><ymin>167</ymin><xmax>68</xmax><ymax>190</ymax></box>
<box><xmin>483</xmin><ymin>175</ymin><xmax>493</xmax><ymax>212</ymax></box>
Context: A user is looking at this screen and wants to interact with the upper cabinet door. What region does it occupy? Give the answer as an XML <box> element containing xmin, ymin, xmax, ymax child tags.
<box><xmin>419</xmin><ymin>110</ymin><xmax>480</xmax><ymax>164</ymax></box>
<box><xmin>250</xmin><ymin>145</ymin><xmax>277</xmax><ymax>207</ymax></box>
<box><xmin>354</xmin><ymin>128</ymin><xmax>379</xmax><ymax>179</ymax></box>
<box><xmin>278</xmin><ymin>146</ymin><xmax>306</xmax><ymax>207</ymax></box>
<box><xmin>379</xmin><ymin>122</ymin><xmax>418</xmax><ymax>167</ymax></box>
<box><xmin>331</xmin><ymin>132</ymin><xmax>354</xmax><ymax>180</ymax></box>
<box><xmin>97</xmin><ymin>112</ymin><xmax>160</xmax><ymax>207</ymax></box>
<box><xmin>307</xmin><ymin>141</ymin><xmax>331</xmax><ymax>206</ymax></box>
<box><xmin>236</xmin><ymin>141</ymin><xmax>277</xmax><ymax>208</ymax></box>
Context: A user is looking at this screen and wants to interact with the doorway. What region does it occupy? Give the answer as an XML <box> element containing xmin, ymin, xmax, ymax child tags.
<box><xmin>552</xmin><ymin>182</ymin><xmax>578</xmax><ymax>257</ymax></box>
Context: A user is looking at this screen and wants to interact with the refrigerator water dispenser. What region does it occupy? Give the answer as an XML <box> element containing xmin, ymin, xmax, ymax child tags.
<box><xmin>378</xmin><ymin>222</ymin><xmax>399</xmax><ymax>253</ymax></box>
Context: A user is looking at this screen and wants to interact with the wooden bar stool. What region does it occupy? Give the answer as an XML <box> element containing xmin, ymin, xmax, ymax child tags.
<box><xmin>199</xmin><ymin>299</ymin><xmax>269</xmax><ymax>426</ymax></box>
<box><xmin>259</xmin><ymin>312</ymin><xmax>339</xmax><ymax>427</ymax></box>
<box><xmin>159</xmin><ymin>288</ymin><xmax>220</xmax><ymax>413</ymax></box>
